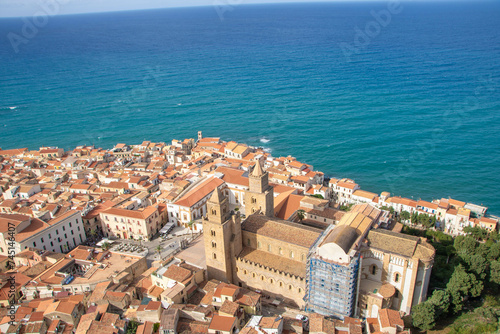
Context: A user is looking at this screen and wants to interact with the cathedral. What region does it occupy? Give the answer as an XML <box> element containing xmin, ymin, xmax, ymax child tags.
<box><xmin>202</xmin><ymin>162</ymin><xmax>435</xmax><ymax>317</ymax></box>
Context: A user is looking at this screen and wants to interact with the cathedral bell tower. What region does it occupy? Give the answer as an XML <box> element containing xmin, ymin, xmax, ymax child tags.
<box><xmin>203</xmin><ymin>186</ymin><xmax>234</xmax><ymax>283</ymax></box>
<box><xmin>244</xmin><ymin>160</ymin><xmax>274</xmax><ymax>217</ymax></box>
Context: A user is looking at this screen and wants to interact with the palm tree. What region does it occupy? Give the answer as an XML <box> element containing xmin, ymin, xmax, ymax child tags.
<box><xmin>297</xmin><ymin>210</ymin><xmax>305</xmax><ymax>222</ymax></box>
<box><xmin>187</xmin><ymin>220</ymin><xmax>195</xmax><ymax>237</ymax></box>
<box><xmin>102</xmin><ymin>242</ymin><xmax>110</xmax><ymax>251</ymax></box>
<box><xmin>156</xmin><ymin>245</ymin><xmax>162</xmax><ymax>260</ymax></box>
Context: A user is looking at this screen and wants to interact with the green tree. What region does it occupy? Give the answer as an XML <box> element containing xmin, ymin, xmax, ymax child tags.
<box><xmin>487</xmin><ymin>242</ymin><xmax>500</xmax><ymax>261</ymax></box>
<box><xmin>101</xmin><ymin>242</ymin><xmax>110</xmax><ymax>251</ymax></box>
<box><xmin>489</xmin><ymin>230</ymin><xmax>500</xmax><ymax>241</ymax></box>
<box><xmin>90</xmin><ymin>229</ymin><xmax>97</xmax><ymax>240</ymax></box>
<box><xmin>467</xmin><ymin>254</ymin><xmax>488</xmax><ymax>279</ymax></box>
<box><xmin>339</xmin><ymin>204</ymin><xmax>353</xmax><ymax>212</ymax></box>
<box><xmin>411</xmin><ymin>212</ymin><xmax>419</xmax><ymax>225</ymax></box>
<box><xmin>400</xmin><ymin>210</ymin><xmax>411</xmax><ymax>222</ymax></box>
<box><xmin>431</xmin><ymin>215</ymin><xmax>437</xmax><ymax>227</ymax></box>
<box><xmin>489</xmin><ymin>260</ymin><xmax>500</xmax><ymax>284</ymax></box>
<box><xmin>126</xmin><ymin>320</ymin><xmax>139</xmax><ymax>334</ymax></box>
<box><xmin>427</xmin><ymin>290</ymin><xmax>451</xmax><ymax>318</ymax></box>
<box><xmin>187</xmin><ymin>220</ymin><xmax>195</xmax><ymax>237</ymax></box>
<box><xmin>419</xmin><ymin>213</ymin><xmax>433</xmax><ymax>228</ymax></box>
<box><xmin>153</xmin><ymin>323</ymin><xmax>160</xmax><ymax>332</ymax></box>
<box><xmin>297</xmin><ymin>209</ymin><xmax>305</xmax><ymax>222</ymax></box>
<box><xmin>412</xmin><ymin>301</ymin><xmax>436</xmax><ymax>331</ymax></box>
<box><xmin>454</xmin><ymin>236</ymin><xmax>477</xmax><ymax>262</ymax></box>
<box><xmin>447</xmin><ymin>264</ymin><xmax>484</xmax><ymax>313</ymax></box>
<box><xmin>311</xmin><ymin>194</ymin><xmax>324</xmax><ymax>199</ymax></box>
<box><xmin>156</xmin><ymin>245</ymin><xmax>162</xmax><ymax>260</ymax></box>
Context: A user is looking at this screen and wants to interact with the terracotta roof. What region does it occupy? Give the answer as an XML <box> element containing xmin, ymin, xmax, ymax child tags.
<box><xmin>164</xmin><ymin>265</ymin><xmax>192</xmax><ymax>283</ymax></box>
<box><xmin>102</xmin><ymin>206</ymin><xmax>157</xmax><ymax>220</ymax></box>
<box><xmin>379</xmin><ymin>283</ymin><xmax>396</xmax><ymax>298</ymax></box>
<box><xmin>417</xmin><ymin>200</ymin><xmax>438</xmax><ymax>210</ymax></box>
<box><xmin>337</xmin><ymin>181</ymin><xmax>358</xmax><ymax>189</ymax></box>
<box><xmin>215</xmin><ymin>166</ymin><xmax>249</xmax><ymax>187</ymax></box>
<box><xmin>379</xmin><ymin>308</ymin><xmax>404</xmax><ymax>329</ymax></box>
<box><xmin>242</xmin><ymin>214</ymin><xmax>321</xmax><ymax>248</ymax></box>
<box><xmin>47</xmin><ymin>209</ymin><xmax>80</xmax><ymax>226</ymax></box>
<box><xmin>14</xmin><ymin>217</ymin><xmax>50</xmax><ymax>242</ymax></box>
<box><xmin>259</xmin><ymin>317</ymin><xmax>282</xmax><ymax>329</ymax></box>
<box><xmin>366</xmin><ymin>229</ymin><xmax>435</xmax><ymax>260</ymax></box>
<box><xmin>219</xmin><ymin>300</ymin><xmax>239</xmax><ymax>316</ymax></box>
<box><xmin>209</xmin><ymin>314</ymin><xmax>236</xmax><ymax>332</ymax></box>
<box><xmin>174</xmin><ymin>178</ymin><xmax>224</xmax><ymax>208</ymax></box>
<box><xmin>353</xmin><ymin>189</ymin><xmax>377</xmax><ymax>200</ymax></box>
<box><xmin>274</xmin><ymin>193</ymin><xmax>304</xmax><ymax>220</ymax></box>
<box><xmin>0</xmin><ymin>213</ymin><xmax>30</xmax><ymax>233</ymax></box>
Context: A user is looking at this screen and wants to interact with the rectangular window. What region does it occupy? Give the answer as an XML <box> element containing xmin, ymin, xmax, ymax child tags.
<box><xmin>69</xmin><ymin>222</ymin><xmax>72</xmax><ymax>227</ymax></box>
<box><xmin>62</xmin><ymin>226</ymin><xmax>66</xmax><ymax>231</ymax></box>
<box><xmin>56</xmin><ymin>229</ymin><xmax>59</xmax><ymax>235</ymax></box>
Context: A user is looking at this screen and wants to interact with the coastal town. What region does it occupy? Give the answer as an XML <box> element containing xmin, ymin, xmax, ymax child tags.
<box><xmin>0</xmin><ymin>131</ymin><xmax>497</xmax><ymax>334</ymax></box>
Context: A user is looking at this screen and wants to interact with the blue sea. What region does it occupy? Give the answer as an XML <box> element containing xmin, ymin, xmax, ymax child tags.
<box><xmin>1</xmin><ymin>2</ymin><xmax>499</xmax><ymax>214</ymax></box>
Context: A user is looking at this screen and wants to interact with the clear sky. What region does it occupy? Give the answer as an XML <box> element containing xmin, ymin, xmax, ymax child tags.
<box><xmin>0</xmin><ymin>0</ymin><xmax>365</xmax><ymax>18</ymax></box>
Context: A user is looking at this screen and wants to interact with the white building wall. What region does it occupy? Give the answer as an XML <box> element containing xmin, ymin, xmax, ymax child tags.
<box><xmin>18</xmin><ymin>211</ymin><xmax>87</xmax><ymax>253</ymax></box>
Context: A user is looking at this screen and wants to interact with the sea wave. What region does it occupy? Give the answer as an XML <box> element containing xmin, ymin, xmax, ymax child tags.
<box><xmin>260</xmin><ymin>138</ymin><xmax>270</xmax><ymax>144</ymax></box>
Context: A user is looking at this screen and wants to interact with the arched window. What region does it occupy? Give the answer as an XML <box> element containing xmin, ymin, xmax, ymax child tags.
<box><xmin>394</xmin><ymin>272</ymin><xmax>401</xmax><ymax>282</ymax></box>
<box><xmin>298</xmin><ymin>288</ymin><xmax>302</xmax><ymax>293</ymax></box>
<box><xmin>252</xmin><ymin>273</ymin><xmax>256</xmax><ymax>278</ymax></box>
<box><xmin>251</xmin><ymin>197</ymin><xmax>257</xmax><ymax>204</ymax></box>
<box><xmin>212</xmin><ymin>253</ymin><xmax>217</xmax><ymax>259</ymax></box>
<box><xmin>212</xmin><ymin>241</ymin><xmax>216</xmax><ymax>248</ymax></box>
<box><xmin>211</xmin><ymin>209</ymin><xmax>216</xmax><ymax>215</ymax></box>
<box><xmin>279</xmin><ymin>282</ymin><xmax>283</xmax><ymax>287</ymax></box>
<box><xmin>288</xmin><ymin>285</ymin><xmax>292</xmax><ymax>290</ymax></box>
<box><xmin>211</xmin><ymin>230</ymin><xmax>216</xmax><ymax>237</ymax></box>
<box><xmin>370</xmin><ymin>264</ymin><xmax>377</xmax><ymax>275</ymax></box>
<box><xmin>270</xmin><ymin>279</ymin><xmax>274</xmax><ymax>284</ymax></box>
<box><xmin>290</xmin><ymin>251</ymin><xmax>294</xmax><ymax>259</ymax></box>
<box><xmin>261</xmin><ymin>276</ymin><xmax>265</xmax><ymax>281</ymax></box>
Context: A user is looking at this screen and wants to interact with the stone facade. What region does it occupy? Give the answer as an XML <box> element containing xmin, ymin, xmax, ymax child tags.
<box><xmin>244</xmin><ymin>162</ymin><xmax>274</xmax><ymax>217</ymax></box>
<box><xmin>203</xmin><ymin>187</ymin><xmax>242</xmax><ymax>283</ymax></box>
